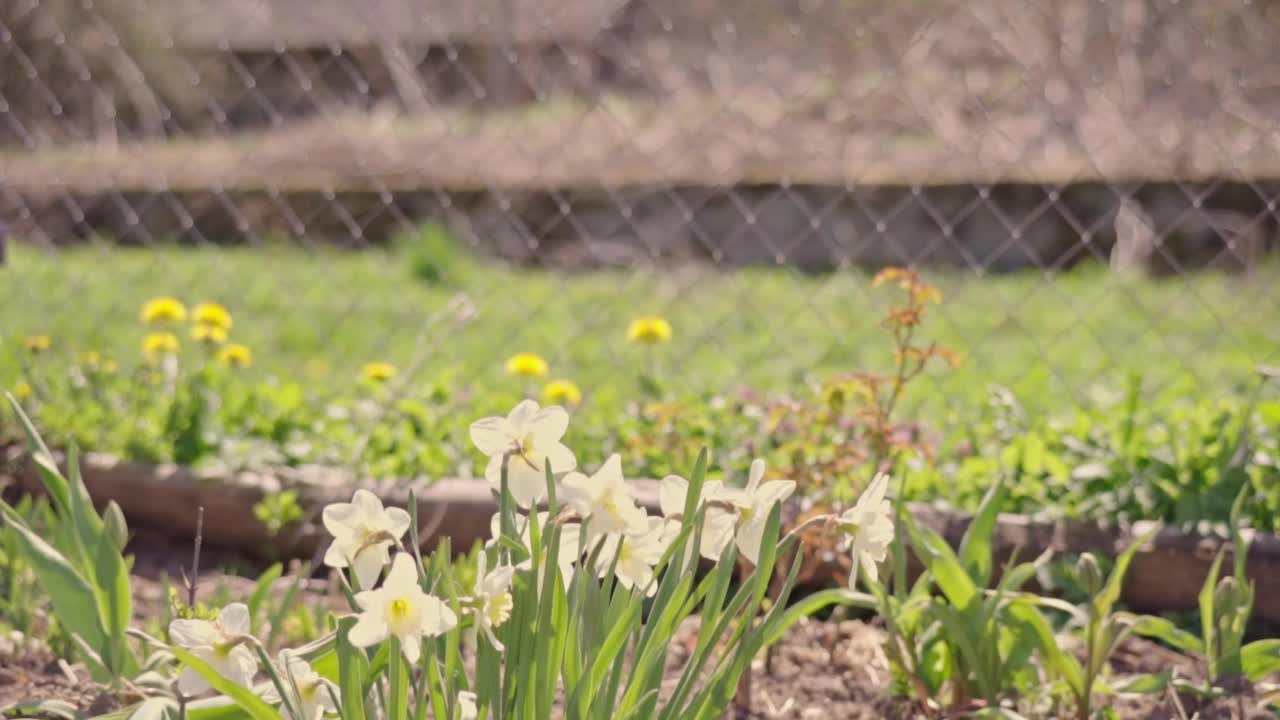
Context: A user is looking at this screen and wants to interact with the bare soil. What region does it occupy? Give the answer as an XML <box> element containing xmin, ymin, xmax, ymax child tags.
<box><xmin>6</xmin><ymin>595</ymin><xmax>1271</xmax><ymax>719</ymax></box>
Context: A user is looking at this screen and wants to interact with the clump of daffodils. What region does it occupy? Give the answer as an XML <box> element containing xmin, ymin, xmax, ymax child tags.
<box><xmin>162</xmin><ymin>399</ymin><xmax>896</xmax><ymax>718</ymax></box>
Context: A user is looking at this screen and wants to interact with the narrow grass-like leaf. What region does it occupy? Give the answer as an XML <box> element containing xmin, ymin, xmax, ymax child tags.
<box><xmin>387</xmin><ymin>638</ymin><xmax>410</xmax><ymax>720</ymax></box>
<box><xmin>247</xmin><ymin>563</ymin><xmax>284</xmax><ymax>633</ymax></box>
<box><xmin>335</xmin><ymin>617</ymin><xmax>368</xmax><ymax>720</ymax></box>
<box><xmin>1096</xmin><ymin>525</ymin><xmax>1160</xmax><ymax>614</ymax></box>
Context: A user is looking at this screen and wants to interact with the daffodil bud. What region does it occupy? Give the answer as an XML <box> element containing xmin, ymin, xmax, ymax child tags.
<box><xmin>1214</xmin><ymin>576</ymin><xmax>1239</xmax><ymax>617</ymax></box>
<box><xmin>1076</xmin><ymin>553</ymin><xmax>1103</xmax><ymax>597</ymax></box>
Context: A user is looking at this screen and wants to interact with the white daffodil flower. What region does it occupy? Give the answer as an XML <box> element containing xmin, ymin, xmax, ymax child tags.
<box><xmin>719</xmin><ymin>459</ymin><xmax>796</xmax><ymax>566</ymax></box>
<box><xmin>593</xmin><ymin>518</ymin><xmax>676</xmax><ymax>596</ymax></box>
<box><xmin>168</xmin><ymin>603</ymin><xmax>258</xmax><ymax>696</ymax></box>
<box><xmin>561</xmin><ymin>454</ymin><xmax>649</xmax><ymax>539</ymax></box>
<box><xmin>487</xmin><ymin>511</ymin><xmax>582</xmax><ymax>591</ymax></box>
<box><xmin>262</xmin><ymin>651</ymin><xmax>339</xmax><ymax>720</ymax></box>
<box><xmin>322</xmin><ymin>489</ymin><xmax>412</xmax><ymax>590</ymax></box>
<box><xmin>470</xmin><ymin>553</ymin><xmax>516</xmax><ymax>651</ymax></box>
<box><xmin>349</xmin><ymin>553</ymin><xmax>458</xmax><ymax>663</ymax></box>
<box><xmin>457</xmin><ymin>691</ymin><xmax>478</xmax><ymax>720</ymax></box>
<box><xmin>470</xmin><ymin>400</ymin><xmax>577</xmax><ymax>508</ymax></box>
<box><xmin>658</xmin><ymin>474</ymin><xmax>737</xmax><ymax>562</ymax></box>
<box><xmin>837</xmin><ymin>473</ymin><xmax>895</xmax><ymax>588</ymax></box>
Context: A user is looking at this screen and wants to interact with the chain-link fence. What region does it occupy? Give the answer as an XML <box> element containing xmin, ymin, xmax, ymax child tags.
<box><xmin>3</xmin><ymin>0</ymin><xmax>1280</xmax><ymax>424</ymax></box>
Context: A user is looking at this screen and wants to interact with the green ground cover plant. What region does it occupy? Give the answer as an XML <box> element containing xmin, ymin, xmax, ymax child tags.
<box><xmin>3</xmin><ymin>241</ymin><xmax>1279</xmax><ymax>530</ymax></box>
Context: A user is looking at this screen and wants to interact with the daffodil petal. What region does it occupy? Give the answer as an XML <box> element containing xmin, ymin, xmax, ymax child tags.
<box><xmin>541</xmin><ymin>442</ymin><xmax>577</xmax><ymax>474</ymax></box>
<box><xmin>347</xmin><ymin>614</ymin><xmax>389</xmax><ymax>649</ymax></box>
<box><xmin>352</xmin><ymin>546</ymin><xmax>389</xmax><ymax>590</ymax></box>
<box><xmin>659</xmin><ymin>475</ymin><xmax>689</xmax><ymax>517</ymax></box>
<box><xmin>469</xmin><ymin>417</ymin><xmax>513</xmax><ymax>456</ymax></box>
<box><xmin>531</xmin><ymin>405</ymin><xmax>569</xmax><ymax>443</ymax></box>
<box><xmin>168</xmin><ymin>619</ymin><xmax>220</xmax><ymax>648</ymax></box>
<box><xmin>177</xmin><ymin>665</ymin><xmax>211</xmax><ymax>696</ymax></box>
<box><xmin>218</xmin><ymin>603</ymin><xmax>251</xmax><ymax>635</ymax></box>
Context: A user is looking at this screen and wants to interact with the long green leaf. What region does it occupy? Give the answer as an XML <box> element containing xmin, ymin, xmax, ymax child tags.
<box><xmin>763</xmin><ymin>589</ymin><xmax>877</xmax><ymax>646</ymax></box>
<box><xmin>247</xmin><ymin>564</ymin><xmax>284</xmax><ymax>633</ymax></box>
<box><xmin>335</xmin><ymin>617</ymin><xmax>368</xmax><ymax>720</ymax></box>
<box><xmin>958</xmin><ymin>474</ymin><xmax>1006</xmax><ymax>586</ymax></box>
<box><xmin>168</xmin><ymin>647</ymin><xmax>281</xmax><ymax>720</ymax></box>
<box><xmin>91</xmin><ymin>510</ymin><xmax>135</xmax><ymax>677</ymax></box>
<box><xmin>1096</xmin><ymin>524</ymin><xmax>1160</xmax><ymax>614</ymax></box>
<box><xmin>6</xmin><ymin>395</ymin><xmax>73</xmax><ymax>518</ymax></box>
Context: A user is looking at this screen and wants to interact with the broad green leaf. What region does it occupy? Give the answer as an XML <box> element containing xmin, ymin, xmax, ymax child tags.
<box><xmin>905</xmin><ymin>514</ymin><xmax>977</xmax><ymax>610</ymax></box>
<box><xmin>958</xmin><ymin>474</ymin><xmax>1006</xmax><ymax>587</ymax></box>
<box><xmin>1109</xmin><ymin>672</ymin><xmax>1171</xmax><ymax>695</ymax></box>
<box><xmin>0</xmin><ymin>699</ymin><xmax>79</xmax><ymax>720</ymax></box>
<box><xmin>168</xmin><ymin>646</ymin><xmax>281</xmax><ymax>720</ymax></box>
<box><xmin>186</xmin><ymin>696</ymin><xmax>261</xmax><ymax>720</ymax></box>
<box><xmin>0</xmin><ymin>503</ymin><xmax>111</xmax><ymax>676</ymax></box>
<box><xmin>1126</xmin><ymin>615</ymin><xmax>1203</xmax><ymax>654</ymax></box>
<box><xmin>1236</xmin><ymin>639</ymin><xmax>1280</xmax><ymax>681</ymax></box>
<box><xmin>335</xmin><ymin>617</ymin><xmax>368</xmax><ymax>720</ymax></box>
<box><xmin>1005</xmin><ymin>601</ymin><xmax>1083</xmax><ymax>693</ymax></box>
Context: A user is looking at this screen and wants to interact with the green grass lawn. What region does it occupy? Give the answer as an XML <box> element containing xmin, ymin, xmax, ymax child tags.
<box><xmin>4</xmin><ymin>242</ymin><xmax>1277</xmax><ymax>422</ymax></box>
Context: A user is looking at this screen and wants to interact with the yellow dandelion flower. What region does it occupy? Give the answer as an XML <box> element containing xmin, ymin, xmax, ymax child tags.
<box><xmin>140</xmin><ymin>297</ymin><xmax>187</xmax><ymax>324</ymax></box>
<box><xmin>626</xmin><ymin>316</ymin><xmax>672</xmax><ymax>345</ymax></box>
<box><xmin>360</xmin><ymin>361</ymin><xmax>398</xmax><ymax>383</ymax></box>
<box><xmin>14</xmin><ymin>381</ymin><xmax>32</xmax><ymax>400</ymax></box>
<box><xmin>505</xmin><ymin>352</ymin><xmax>549</xmax><ymax>378</ymax></box>
<box><xmin>23</xmin><ymin>335</ymin><xmax>52</xmax><ymax>354</ymax></box>
<box><xmin>141</xmin><ymin>332</ymin><xmax>180</xmax><ymax>362</ymax></box>
<box><xmin>79</xmin><ymin>351</ymin><xmax>117</xmax><ymax>374</ymax></box>
<box><xmin>542</xmin><ymin>379</ymin><xmax>583</xmax><ymax>406</ymax></box>
<box><xmin>191</xmin><ymin>323</ymin><xmax>228</xmax><ymax>345</ymax></box>
<box><xmin>216</xmin><ymin>343</ymin><xmax>253</xmax><ymax>368</ymax></box>
<box><xmin>191</xmin><ymin>303</ymin><xmax>233</xmax><ymax>332</ymax></box>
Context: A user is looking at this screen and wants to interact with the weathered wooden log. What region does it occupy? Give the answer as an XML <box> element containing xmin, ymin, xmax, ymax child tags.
<box><xmin>12</xmin><ymin>450</ymin><xmax>1280</xmax><ymax>622</ymax></box>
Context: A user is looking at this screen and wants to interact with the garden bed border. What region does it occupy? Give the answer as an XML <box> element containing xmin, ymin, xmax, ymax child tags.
<box><xmin>9</xmin><ymin>450</ymin><xmax>1280</xmax><ymax>622</ymax></box>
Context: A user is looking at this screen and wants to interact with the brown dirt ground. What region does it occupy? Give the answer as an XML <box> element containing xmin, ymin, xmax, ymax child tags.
<box><xmin>9</xmin><ymin>596</ymin><xmax>1269</xmax><ymax>719</ymax></box>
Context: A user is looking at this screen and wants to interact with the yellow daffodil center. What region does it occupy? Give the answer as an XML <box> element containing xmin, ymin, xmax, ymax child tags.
<box><xmin>485</xmin><ymin>593</ymin><xmax>513</xmax><ymax>628</ymax></box>
<box><xmin>602</xmin><ymin>496</ymin><xmax>622</xmax><ymax>522</ymax></box>
<box><xmin>390</xmin><ymin>597</ymin><xmax>411</xmax><ymax>620</ymax></box>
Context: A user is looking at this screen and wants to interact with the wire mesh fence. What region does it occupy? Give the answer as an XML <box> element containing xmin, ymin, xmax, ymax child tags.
<box><xmin>3</xmin><ymin>0</ymin><xmax>1280</xmax><ymax>432</ymax></box>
